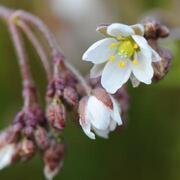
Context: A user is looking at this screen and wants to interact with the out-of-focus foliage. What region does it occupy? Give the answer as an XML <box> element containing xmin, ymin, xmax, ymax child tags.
<box><xmin>0</xmin><ymin>0</ymin><xmax>180</xmax><ymax>179</ymax></box>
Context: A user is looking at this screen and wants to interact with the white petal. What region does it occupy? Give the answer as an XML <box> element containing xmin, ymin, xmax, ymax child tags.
<box><xmin>82</xmin><ymin>38</ymin><xmax>117</xmax><ymax>64</ymax></box>
<box><xmin>90</xmin><ymin>63</ymin><xmax>105</xmax><ymax>78</ymax></box>
<box><xmin>107</xmin><ymin>23</ymin><xmax>135</xmax><ymax>38</ymax></box>
<box><xmin>44</xmin><ymin>162</ymin><xmax>63</xmax><ymax>180</ymax></box>
<box><xmin>130</xmin><ymin>74</ymin><xmax>140</xmax><ymax>88</ymax></box>
<box><xmin>109</xmin><ymin>119</ymin><xmax>117</xmax><ymax>131</ymax></box>
<box><xmin>0</xmin><ymin>144</ymin><xmax>15</xmax><ymax>170</ymax></box>
<box><xmin>101</xmin><ymin>57</ymin><xmax>131</xmax><ymax>94</ymax></box>
<box><xmin>87</xmin><ymin>96</ymin><xmax>111</xmax><ymax>130</ymax></box>
<box><xmin>131</xmin><ymin>24</ymin><xmax>144</xmax><ymax>36</ymax></box>
<box><xmin>132</xmin><ymin>35</ymin><xmax>150</xmax><ymax>53</ymax></box>
<box><xmin>93</xmin><ymin>127</ymin><xmax>109</xmax><ymax>139</ymax></box>
<box><xmin>110</xmin><ymin>96</ymin><xmax>122</xmax><ymax>125</ymax></box>
<box><xmin>79</xmin><ymin>118</ymin><xmax>95</xmax><ymax>140</ymax></box>
<box><xmin>132</xmin><ymin>51</ymin><xmax>154</xmax><ymax>84</ymax></box>
<box><xmin>151</xmin><ymin>48</ymin><xmax>161</xmax><ymax>62</ymax></box>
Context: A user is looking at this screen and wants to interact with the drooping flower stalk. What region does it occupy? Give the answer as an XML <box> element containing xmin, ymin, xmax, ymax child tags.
<box><xmin>11</xmin><ymin>9</ymin><xmax>92</xmax><ymax>95</ymax></box>
<box><xmin>8</xmin><ymin>23</ymin><xmax>37</xmax><ymax>108</ymax></box>
<box><xmin>15</xmin><ymin>20</ymin><xmax>52</xmax><ymax>80</ymax></box>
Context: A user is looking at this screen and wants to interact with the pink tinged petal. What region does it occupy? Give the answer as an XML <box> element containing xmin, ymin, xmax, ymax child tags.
<box><xmin>79</xmin><ymin>118</ymin><xmax>95</xmax><ymax>140</ymax></box>
<box><xmin>130</xmin><ymin>74</ymin><xmax>140</xmax><ymax>88</ymax></box>
<box><xmin>82</xmin><ymin>38</ymin><xmax>117</xmax><ymax>64</ymax></box>
<box><xmin>90</xmin><ymin>63</ymin><xmax>105</xmax><ymax>78</ymax></box>
<box><xmin>87</xmin><ymin>96</ymin><xmax>111</xmax><ymax>130</ymax></box>
<box><xmin>93</xmin><ymin>127</ymin><xmax>109</xmax><ymax>139</ymax></box>
<box><xmin>101</xmin><ymin>58</ymin><xmax>131</xmax><ymax>94</ymax></box>
<box><xmin>110</xmin><ymin>96</ymin><xmax>122</xmax><ymax>125</ymax></box>
<box><xmin>151</xmin><ymin>48</ymin><xmax>161</xmax><ymax>62</ymax></box>
<box><xmin>107</xmin><ymin>23</ymin><xmax>135</xmax><ymax>38</ymax></box>
<box><xmin>131</xmin><ymin>24</ymin><xmax>144</xmax><ymax>36</ymax></box>
<box><xmin>79</xmin><ymin>97</ymin><xmax>95</xmax><ymax>139</ymax></box>
<box><xmin>132</xmin><ymin>51</ymin><xmax>154</xmax><ymax>84</ymax></box>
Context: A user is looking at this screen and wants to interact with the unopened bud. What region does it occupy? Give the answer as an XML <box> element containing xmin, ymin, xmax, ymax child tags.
<box><xmin>142</xmin><ymin>19</ymin><xmax>170</xmax><ymax>39</ymax></box>
<box><xmin>34</xmin><ymin>126</ymin><xmax>50</xmax><ymax>150</ymax></box>
<box><xmin>0</xmin><ymin>126</ymin><xmax>20</xmax><ymax>148</ymax></box>
<box><xmin>43</xmin><ymin>142</ymin><xmax>65</xmax><ymax>180</ymax></box>
<box><xmin>63</xmin><ymin>87</ymin><xmax>79</xmax><ymax>106</ymax></box>
<box><xmin>47</xmin><ymin>99</ymin><xmax>66</xmax><ymax>130</ymax></box>
<box><xmin>153</xmin><ymin>48</ymin><xmax>173</xmax><ymax>81</ymax></box>
<box><xmin>19</xmin><ymin>139</ymin><xmax>36</xmax><ymax>160</ymax></box>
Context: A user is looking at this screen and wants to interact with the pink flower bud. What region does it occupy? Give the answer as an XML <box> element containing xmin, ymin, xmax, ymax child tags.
<box><xmin>19</xmin><ymin>139</ymin><xmax>36</xmax><ymax>160</ymax></box>
<box><xmin>43</xmin><ymin>142</ymin><xmax>65</xmax><ymax>180</ymax></box>
<box><xmin>63</xmin><ymin>87</ymin><xmax>79</xmax><ymax>106</ymax></box>
<box><xmin>47</xmin><ymin>99</ymin><xmax>66</xmax><ymax>130</ymax></box>
<box><xmin>34</xmin><ymin>126</ymin><xmax>50</xmax><ymax>150</ymax></box>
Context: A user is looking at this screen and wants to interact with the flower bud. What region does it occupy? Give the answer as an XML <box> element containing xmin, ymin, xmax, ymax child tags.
<box><xmin>63</xmin><ymin>87</ymin><xmax>79</xmax><ymax>106</ymax></box>
<box><xmin>142</xmin><ymin>18</ymin><xmax>170</xmax><ymax>39</ymax></box>
<box><xmin>43</xmin><ymin>142</ymin><xmax>65</xmax><ymax>180</ymax></box>
<box><xmin>47</xmin><ymin>99</ymin><xmax>66</xmax><ymax>130</ymax></box>
<box><xmin>0</xmin><ymin>143</ymin><xmax>16</xmax><ymax>170</ymax></box>
<box><xmin>34</xmin><ymin>126</ymin><xmax>50</xmax><ymax>150</ymax></box>
<box><xmin>79</xmin><ymin>88</ymin><xmax>122</xmax><ymax>139</ymax></box>
<box><xmin>153</xmin><ymin>48</ymin><xmax>173</xmax><ymax>81</ymax></box>
<box><xmin>19</xmin><ymin>139</ymin><xmax>36</xmax><ymax>161</ymax></box>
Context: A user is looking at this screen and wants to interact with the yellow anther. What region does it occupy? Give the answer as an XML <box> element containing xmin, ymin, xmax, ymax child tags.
<box><xmin>133</xmin><ymin>43</ymin><xmax>139</xmax><ymax>50</ymax></box>
<box><xmin>109</xmin><ymin>55</ymin><xmax>115</xmax><ymax>61</ymax></box>
<box><xmin>118</xmin><ymin>61</ymin><xmax>126</xmax><ymax>68</ymax></box>
<box><xmin>117</xmin><ymin>35</ymin><xmax>123</xmax><ymax>41</ymax></box>
<box><xmin>133</xmin><ymin>59</ymin><xmax>139</xmax><ymax>65</ymax></box>
<box><xmin>108</xmin><ymin>43</ymin><xmax>118</xmax><ymax>49</ymax></box>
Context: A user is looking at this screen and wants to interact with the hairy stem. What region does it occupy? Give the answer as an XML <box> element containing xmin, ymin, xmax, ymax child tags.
<box><xmin>0</xmin><ymin>7</ymin><xmax>38</xmax><ymax>107</ymax></box>
<box><xmin>11</xmin><ymin>10</ymin><xmax>92</xmax><ymax>95</ymax></box>
<box><xmin>16</xmin><ymin>20</ymin><xmax>52</xmax><ymax>80</ymax></box>
<box><xmin>8</xmin><ymin>22</ymin><xmax>37</xmax><ymax>108</ymax></box>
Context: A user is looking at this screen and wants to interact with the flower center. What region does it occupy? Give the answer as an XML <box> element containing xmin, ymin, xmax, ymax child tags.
<box><xmin>108</xmin><ymin>37</ymin><xmax>140</xmax><ymax>68</ymax></box>
<box><xmin>118</xmin><ymin>38</ymin><xmax>138</xmax><ymax>58</ymax></box>
<box><xmin>109</xmin><ymin>37</ymin><xmax>139</xmax><ymax>58</ymax></box>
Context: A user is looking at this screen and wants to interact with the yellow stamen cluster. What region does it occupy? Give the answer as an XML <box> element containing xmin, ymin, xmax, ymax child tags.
<box><xmin>108</xmin><ymin>37</ymin><xmax>140</xmax><ymax>68</ymax></box>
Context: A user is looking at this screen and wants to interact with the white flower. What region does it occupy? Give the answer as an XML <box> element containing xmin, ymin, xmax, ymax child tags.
<box><xmin>0</xmin><ymin>144</ymin><xmax>15</xmax><ymax>170</ymax></box>
<box><xmin>79</xmin><ymin>88</ymin><xmax>122</xmax><ymax>139</ymax></box>
<box><xmin>82</xmin><ymin>23</ymin><xmax>161</xmax><ymax>93</ymax></box>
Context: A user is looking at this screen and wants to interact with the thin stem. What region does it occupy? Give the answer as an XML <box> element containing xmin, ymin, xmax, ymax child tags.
<box><xmin>11</xmin><ymin>10</ymin><xmax>92</xmax><ymax>95</ymax></box>
<box><xmin>8</xmin><ymin>22</ymin><xmax>35</xmax><ymax>107</ymax></box>
<box><xmin>8</xmin><ymin>23</ymin><xmax>32</xmax><ymax>86</ymax></box>
<box><xmin>16</xmin><ymin>20</ymin><xmax>52</xmax><ymax>80</ymax></box>
<box><xmin>11</xmin><ymin>10</ymin><xmax>59</xmax><ymax>54</ymax></box>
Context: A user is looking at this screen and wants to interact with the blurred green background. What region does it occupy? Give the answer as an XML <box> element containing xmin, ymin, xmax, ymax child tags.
<box><xmin>0</xmin><ymin>0</ymin><xmax>180</xmax><ymax>179</ymax></box>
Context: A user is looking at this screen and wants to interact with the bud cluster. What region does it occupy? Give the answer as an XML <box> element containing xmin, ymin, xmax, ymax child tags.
<box><xmin>142</xmin><ymin>19</ymin><xmax>173</xmax><ymax>81</ymax></box>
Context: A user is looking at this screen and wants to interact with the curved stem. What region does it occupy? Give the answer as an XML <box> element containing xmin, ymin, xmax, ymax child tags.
<box><xmin>16</xmin><ymin>20</ymin><xmax>52</xmax><ymax>80</ymax></box>
<box><xmin>8</xmin><ymin>22</ymin><xmax>36</xmax><ymax>108</ymax></box>
<box><xmin>11</xmin><ymin>10</ymin><xmax>92</xmax><ymax>95</ymax></box>
<box><xmin>0</xmin><ymin>6</ymin><xmax>38</xmax><ymax>107</ymax></box>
